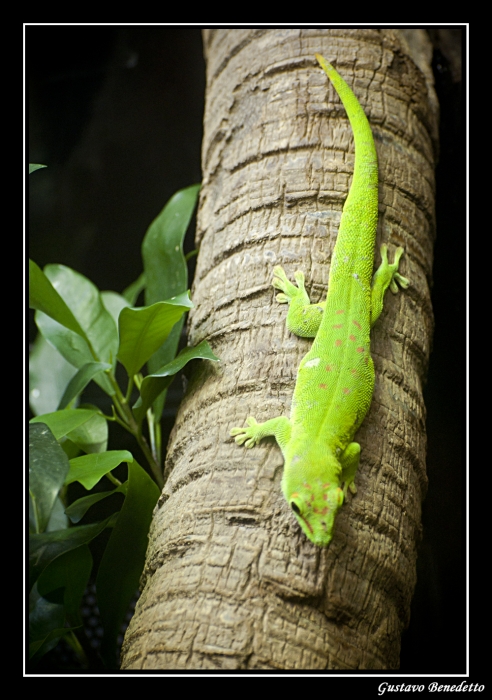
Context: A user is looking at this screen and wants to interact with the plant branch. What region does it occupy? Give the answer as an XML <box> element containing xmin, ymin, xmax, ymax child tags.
<box><xmin>107</xmin><ymin>371</ymin><xmax>164</xmax><ymax>489</ymax></box>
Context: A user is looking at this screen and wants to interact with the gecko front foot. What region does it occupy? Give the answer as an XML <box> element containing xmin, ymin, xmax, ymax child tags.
<box><xmin>230</xmin><ymin>417</ymin><xmax>263</xmax><ymax>448</ymax></box>
<box><xmin>231</xmin><ymin>415</ymin><xmax>292</xmax><ymax>451</ymax></box>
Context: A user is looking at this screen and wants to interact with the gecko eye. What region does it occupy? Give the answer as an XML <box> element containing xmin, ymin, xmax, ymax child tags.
<box><xmin>291</xmin><ymin>502</ymin><xmax>301</xmax><ymax>515</ymax></box>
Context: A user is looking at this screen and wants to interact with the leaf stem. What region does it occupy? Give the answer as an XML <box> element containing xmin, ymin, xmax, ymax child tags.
<box><xmin>125</xmin><ymin>375</ymin><xmax>134</xmax><ymax>403</ymax></box>
<box><xmin>64</xmin><ymin>625</ymin><xmax>104</xmax><ymax>669</ymax></box>
<box><xmin>135</xmin><ymin>431</ymin><xmax>164</xmax><ymax>489</ymax></box>
<box><xmin>65</xmin><ymin>630</ymin><xmax>90</xmax><ymax>668</ymax></box>
<box><xmin>107</xmin><ymin>371</ymin><xmax>164</xmax><ymax>489</ymax></box>
<box><xmin>147</xmin><ymin>409</ymin><xmax>158</xmax><ymax>464</ymax></box>
<box><xmin>155</xmin><ymin>420</ymin><xmax>162</xmax><ymax>465</ymax></box>
<box><xmin>185</xmin><ymin>248</ymin><xmax>198</xmax><ymax>262</ymax></box>
<box><xmin>106</xmin><ymin>472</ymin><xmax>122</xmax><ymax>487</ymax></box>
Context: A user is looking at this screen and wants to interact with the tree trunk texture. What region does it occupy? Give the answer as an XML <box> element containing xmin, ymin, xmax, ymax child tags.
<box><xmin>121</xmin><ymin>28</ymin><xmax>437</xmax><ymax>671</ymax></box>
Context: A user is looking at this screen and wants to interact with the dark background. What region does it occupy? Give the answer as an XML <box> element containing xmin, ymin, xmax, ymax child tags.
<box><xmin>27</xmin><ymin>27</ymin><xmax>465</xmax><ymax>674</ymax></box>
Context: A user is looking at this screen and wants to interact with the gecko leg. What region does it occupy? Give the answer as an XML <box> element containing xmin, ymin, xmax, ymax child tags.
<box><xmin>230</xmin><ymin>415</ymin><xmax>292</xmax><ymax>452</ymax></box>
<box><xmin>370</xmin><ymin>246</ymin><xmax>410</xmax><ymax>327</ymax></box>
<box><xmin>340</xmin><ymin>442</ymin><xmax>360</xmax><ymax>496</ymax></box>
<box><xmin>272</xmin><ymin>265</ymin><xmax>325</xmax><ymax>338</ymax></box>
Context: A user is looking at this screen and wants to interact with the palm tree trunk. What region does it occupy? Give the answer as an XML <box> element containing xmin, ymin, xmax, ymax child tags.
<box><xmin>121</xmin><ymin>28</ymin><xmax>437</xmax><ymax>671</ymax></box>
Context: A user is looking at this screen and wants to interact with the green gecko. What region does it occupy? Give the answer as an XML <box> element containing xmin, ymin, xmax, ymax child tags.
<box><xmin>230</xmin><ymin>54</ymin><xmax>409</xmax><ymax>547</ymax></box>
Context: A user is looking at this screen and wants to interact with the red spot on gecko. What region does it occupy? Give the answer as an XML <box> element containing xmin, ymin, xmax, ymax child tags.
<box><xmin>326</xmin><ymin>365</ymin><xmax>333</xmax><ymax>371</ymax></box>
<box><xmin>303</xmin><ymin>483</ymin><xmax>312</xmax><ymax>490</ymax></box>
<box><xmin>352</xmin><ymin>320</ymin><xmax>362</xmax><ymax>329</ymax></box>
<box><xmin>343</xmin><ymin>388</ymin><xmax>351</xmax><ymax>395</ymax></box>
<box><xmin>335</xmin><ymin>339</ymin><xmax>342</xmax><ymax>347</ymax></box>
<box><xmin>336</xmin><ymin>310</ymin><xmax>345</xmax><ymax>315</ymax></box>
<box><xmin>350</xmin><ymin>368</ymin><xmax>358</xmax><ymax>375</ymax></box>
<box><xmin>322</xmin><ymin>483</ymin><xmax>331</xmax><ymax>489</ymax></box>
<box><xmin>319</xmin><ymin>383</ymin><xmax>328</xmax><ymax>389</ymax></box>
<box><xmin>333</xmin><ymin>323</ymin><xmax>343</xmax><ymax>329</ymax></box>
<box><xmin>356</xmin><ymin>346</ymin><xmax>365</xmax><ymax>353</ymax></box>
<box><xmin>349</xmin><ymin>334</ymin><xmax>356</xmax><ymax>342</ymax></box>
<box><xmin>291</xmin><ymin>492</ymin><xmax>299</xmax><ymax>498</ymax></box>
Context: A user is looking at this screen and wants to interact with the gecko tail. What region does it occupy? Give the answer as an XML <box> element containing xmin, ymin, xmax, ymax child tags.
<box><xmin>315</xmin><ymin>53</ymin><xmax>334</xmax><ymax>75</ymax></box>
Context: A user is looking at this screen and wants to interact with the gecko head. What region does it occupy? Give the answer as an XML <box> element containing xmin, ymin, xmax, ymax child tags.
<box><xmin>284</xmin><ymin>480</ymin><xmax>345</xmax><ymax>547</ymax></box>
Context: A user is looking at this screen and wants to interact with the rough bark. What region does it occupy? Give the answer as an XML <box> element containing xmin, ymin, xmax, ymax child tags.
<box><xmin>121</xmin><ymin>28</ymin><xmax>437</xmax><ymax>671</ymax></box>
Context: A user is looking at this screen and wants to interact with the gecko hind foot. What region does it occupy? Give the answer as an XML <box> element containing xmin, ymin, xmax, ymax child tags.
<box><xmin>343</xmin><ymin>481</ymin><xmax>357</xmax><ymax>496</ymax></box>
<box><xmin>380</xmin><ymin>245</ymin><xmax>410</xmax><ymax>293</ymax></box>
<box><xmin>388</xmin><ymin>247</ymin><xmax>410</xmax><ymax>293</ymax></box>
<box><xmin>390</xmin><ymin>272</ymin><xmax>410</xmax><ymax>293</ymax></box>
<box><xmin>370</xmin><ymin>246</ymin><xmax>410</xmax><ymax>326</ymax></box>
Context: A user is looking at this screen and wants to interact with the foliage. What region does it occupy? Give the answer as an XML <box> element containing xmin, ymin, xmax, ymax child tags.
<box><xmin>28</xmin><ymin>173</ymin><xmax>219</xmax><ymax>668</ymax></box>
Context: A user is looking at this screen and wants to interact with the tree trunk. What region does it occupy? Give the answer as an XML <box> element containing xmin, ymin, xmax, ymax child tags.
<box><xmin>121</xmin><ymin>28</ymin><xmax>437</xmax><ymax>671</ymax></box>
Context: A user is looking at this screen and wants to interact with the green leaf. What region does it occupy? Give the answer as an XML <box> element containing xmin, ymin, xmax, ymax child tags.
<box><xmin>29</xmin><ymin>334</ymin><xmax>78</xmax><ymax>416</ymax></box>
<box><xmin>28</xmin><ymin>583</ymin><xmax>80</xmax><ymax>664</ymax></box>
<box><xmin>34</xmin><ymin>312</ymin><xmax>91</xmax><ymax>365</ymax></box>
<box><xmin>65</xmin><ymin>450</ymin><xmax>133</xmax><ymax>490</ymax></box>
<box><xmin>143</xmin><ymin>184</ymin><xmax>199</xmax><ymax>307</ymax></box>
<box><xmin>65</xmin><ymin>482</ymin><xmax>128</xmax><ymax>524</ymax></box>
<box><xmin>30</xmin><ymin>408</ymin><xmax>99</xmax><ymax>441</ymax></box>
<box><xmin>142</xmin><ymin>184</ymin><xmax>200</xmax><ymax>419</ymax></box>
<box><xmin>29</xmin><ymin>626</ymin><xmax>76</xmax><ymax>664</ymax></box>
<box><xmin>117</xmin><ymin>293</ymin><xmax>192</xmax><ymax>377</ymax></box>
<box><xmin>29</xmin><ymin>163</ymin><xmax>47</xmax><ymax>174</ymax></box>
<box><xmin>35</xmin><ymin>312</ymin><xmax>115</xmax><ymax>396</ymax></box>
<box><xmin>30</xmin><ymin>494</ymin><xmax>69</xmax><ymax>535</ymax></box>
<box><xmin>33</xmin><ymin>265</ymin><xmax>119</xmax><ymax>396</ymax></box>
<box><xmin>44</xmin><ymin>264</ymin><xmax>119</xmax><ymax>366</ymax></box>
<box><xmin>67</xmin><ymin>410</ymin><xmax>108</xmax><ymax>454</ymax></box>
<box><xmin>29</xmin><ymin>260</ymin><xmax>87</xmax><ymax>339</ymax></box>
<box><xmin>60</xmin><ymin>439</ymin><xmax>82</xmax><ymax>461</ymax></box>
<box><xmin>29</xmin><ymin>423</ymin><xmax>70</xmax><ymax>534</ymax></box>
<box><xmin>122</xmin><ymin>272</ymin><xmax>146</xmax><ymax>306</ymax></box>
<box><xmin>133</xmin><ymin>340</ymin><xmax>220</xmax><ymax>424</ymax></box>
<box><xmin>101</xmin><ymin>290</ymin><xmax>131</xmax><ymax>326</ymax></box>
<box><xmin>57</xmin><ymin>362</ymin><xmax>111</xmax><ymax>410</ymax></box>
<box><xmin>29</xmin><ymin>586</ymin><xmax>67</xmax><ymax>661</ymax></box>
<box><xmin>29</xmin><ymin>514</ymin><xmax>117</xmax><ymax>591</ymax></box>
<box><xmin>97</xmin><ymin>460</ymin><xmax>159</xmax><ymax>668</ymax></box>
<box><xmin>46</xmin><ymin>497</ymin><xmax>69</xmax><ymax>532</ymax></box>
<box><xmin>37</xmin><ymin>545</ymin><xmax>93</xmax><ymax>625</ymax></box>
